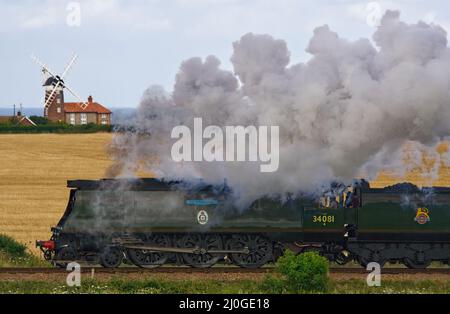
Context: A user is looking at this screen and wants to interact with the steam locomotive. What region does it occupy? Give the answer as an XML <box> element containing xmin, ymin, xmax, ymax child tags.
<box><xmin>37</xmin><ymin>179</ymin><xmax>450</xmax><ymax>269</ymax></box>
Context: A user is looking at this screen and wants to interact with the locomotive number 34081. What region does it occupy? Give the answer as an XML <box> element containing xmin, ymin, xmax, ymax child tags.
<box><xmin>312</xmin><ymin>215</ymin><xmax>335</xmax><ymax>225</ymax></box>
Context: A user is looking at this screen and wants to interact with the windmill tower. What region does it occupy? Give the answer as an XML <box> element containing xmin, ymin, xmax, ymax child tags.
<box><xmin>31</xmin><ymin>54</ymin><xmax>87</xmax><ymax>120</ymax></box>
<box><xmin>43</xmin><ymin>74</ymin><xmax>65</xmax><ymax>119</ymax></box>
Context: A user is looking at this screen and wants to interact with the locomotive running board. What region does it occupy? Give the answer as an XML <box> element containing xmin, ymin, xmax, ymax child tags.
<box><xmin>122</xmin><ymin>244</ymin><xmax>250</xmax><ymax>255</ymax></box>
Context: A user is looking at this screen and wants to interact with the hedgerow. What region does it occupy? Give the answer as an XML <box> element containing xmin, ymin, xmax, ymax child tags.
<box><xmin>0</xmin><ymin>123</ymin><xmax>112</xmax><ymax>134</ymax></box>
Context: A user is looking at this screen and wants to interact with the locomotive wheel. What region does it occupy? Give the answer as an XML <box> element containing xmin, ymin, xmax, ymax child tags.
<box><xmin>335</xmin><ymin>251</ymin><xmax>352</xmax><ymax>266</ymax></box>
<box><xmin>55</xmin><ymin>247</ymin><xmax>77</xmax><ymax>268</ymax></box>
<box><xmin>180</xmin><ymin>234</ymin><xmax>224</xmax><ymax>268</ymax></box>
<box><xmin>228</xmin><ymin>234</ymin><xmax>273</xmax><ymax>268</ymax></box>
<box><xmin>126</xmin><ymin>234</ymin><xmax>171</xmax><ymax>268</ymax></box>
<box><xmin>403</xmin><ymin>258</ymin><xmax>431</xmax><ymax>269</ymax></box>
<box><xmin>357</xmin><ymin>256</ymin><xmax>387</xmax><ymax>268</ymax></box>
<box><xmin>100</xmin><ymin>247</ymin><xmax>123</xmax><ymax>268</ymax></box>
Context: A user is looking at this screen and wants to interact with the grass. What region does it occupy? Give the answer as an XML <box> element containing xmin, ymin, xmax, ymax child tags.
<box><xmin>329</xmin><ymin>279</ymin><xmax>450</xmax><ymax>294</ymax></box>
<box><xmin>0</xmin><ymin>278</ymin><xmax>262</xmax><ymax>294</ymax></box>
<box><xmin>0</xmin><ymin>234</ymin><xmax>47</xmax><ymax>267</ymax></box>
<box><xmin>0</xmin><ymin>234</ymin><xmax>27</xmax><ymax>257</ymax></box>
<box><xmin>0</xmin><ymin>277</ymin><xmax>449</xmax><ymax>294</ymax></box>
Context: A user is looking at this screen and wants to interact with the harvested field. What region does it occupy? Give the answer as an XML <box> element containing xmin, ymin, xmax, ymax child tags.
<box><xmin>0</xmin><ymin>134</ymin><xmax>113</xmax><ymax>254</ymax></box>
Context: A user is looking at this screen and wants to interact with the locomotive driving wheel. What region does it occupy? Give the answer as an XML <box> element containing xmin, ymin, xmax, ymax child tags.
<box><xmin>403</xmin><ymin>257</ymin><xmax>431</xmax><ymax>269</ymax></box>
<box><xmin>357</xmin><ymin>256</ymin><xmax>387</xmax><ymax>268</ymax></box>
<box><xmin>126</xmin><ymin>234</ymin><xmax>171</xmax><ymax>268</ymax></box>
<box><xmin>54</xmin><ymin>247</ymin><xmax>78</xmax><ymax>268</ymax></box>
<box><xmin>180</xmin><ymin>234</ymin><xmax>224</xmax><ymax>268</ymax></box>
<box><xmin>100</xmin><ymin>247</ymin><xmax>124</xmax><ymax>268</ymax></box>
<box><xmin>359</xmin><ymin>255</ymin><xmax>388</xmax><ymax>268</ymax></box>
<box><xmin>228</xmin><ymin>234</ymin><xmax>273</xmax><ymax>268</ymax></box>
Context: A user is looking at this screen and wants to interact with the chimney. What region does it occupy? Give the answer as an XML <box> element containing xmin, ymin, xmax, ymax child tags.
<box><xmin>88</xmin><ymin>95</ymin><xmax>93</xmax><ymax>103</ymax></box>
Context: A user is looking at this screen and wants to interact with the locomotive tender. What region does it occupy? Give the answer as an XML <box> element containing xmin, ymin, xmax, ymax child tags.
<box><xmin>37</xmin><ymin>179</ymin><xmax>450</xmax><ymax>269</ymax></box>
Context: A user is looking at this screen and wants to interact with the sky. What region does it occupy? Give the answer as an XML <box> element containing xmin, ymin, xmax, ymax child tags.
<box><xmin>1</xmin><ymin>0</ymin><xmax>449</xmax><ymax>111</ymax></box>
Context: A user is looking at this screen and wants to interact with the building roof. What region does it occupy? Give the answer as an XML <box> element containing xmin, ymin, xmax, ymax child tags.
<box><xmin>43</xmin><ymin>76</ymin><xmax>60</xmax><ymax>87</ymax></box>
<box><xmin>0</xmin><ymin>115</ymin><xmax>37</xmax><ymax>126</ymax></box>
<box><xmin>64</xmin><ymin>96</ymin><xmax>112</xmax><ymax>114</ymax></box>
<box><xmin>18</xmin><ymin>116</ymin><xmax>37</xmax><ymax>126</ymax></box>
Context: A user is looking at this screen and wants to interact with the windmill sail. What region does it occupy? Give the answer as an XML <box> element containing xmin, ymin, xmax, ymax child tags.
<box><xmin>31</xmin><ymin>54</ymin><xmax>88</xmax><ymax>116</ymax></box>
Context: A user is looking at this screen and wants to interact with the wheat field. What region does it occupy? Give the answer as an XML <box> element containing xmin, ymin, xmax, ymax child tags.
<box><xmin>0</xmin><ymin>134</ymin><xmax>113</xmax><ymax>254</ymax></box>
<box><xmin>1</xmin><ymin>134</ymin><xmax>450</xmax><ymax>255</ymax></box>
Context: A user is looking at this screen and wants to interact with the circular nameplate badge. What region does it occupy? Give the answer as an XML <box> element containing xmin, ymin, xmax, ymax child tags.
<box><xmin>197</xmin><ymin>210</ymin><xmax>209</xmax><ymax>225</ymax></box>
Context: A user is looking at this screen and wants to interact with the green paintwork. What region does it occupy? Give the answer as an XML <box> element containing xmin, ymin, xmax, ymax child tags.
<box><xmin>358</xmin><ymin>191</ymin><xmax>450</xmax><ymax>233</ymax></box>
<box><xmin>63</xmin><ymin>190</ymin><xmax>306</xmax><ymax>233</ymax></box>
<box><xmin>302</xmin><ymin>207</ymin><xmax>344</xmax><ymax>232</ymax></box>
<box><xmin>61</xmin><ymin>185</ymin><xmax>450</xmax><ymax>239</ymax></box>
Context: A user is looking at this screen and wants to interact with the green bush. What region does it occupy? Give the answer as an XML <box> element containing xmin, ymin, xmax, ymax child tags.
<box><xmin>0</xmin><ymin>234</ymin><xmax>27</xmax><ymax>257</ymax></box>
<box><xmin>260</xmin><ymin>275</ymin><xmax>287</xmax><ymax>293</ymax></box>
<box><xmin>0</xmin><ymin>234</ymin><xmax>49</xmax><ymax>267</ymax></box>
<box><xmin>275</xmin><ymin>250</ymin><xmax>329</xmax><ymax>293</ymax></box>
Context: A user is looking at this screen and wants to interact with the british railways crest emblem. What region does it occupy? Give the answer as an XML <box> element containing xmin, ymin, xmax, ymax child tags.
<box><xmin>197</xmin><ymin>210</ymin><xmax>209</xmax><ymax>225</ymax></box>
<box><xmin>414</xmin><ymin>208</ymin><xmax>430</xmax><ymax>225</ymax></box>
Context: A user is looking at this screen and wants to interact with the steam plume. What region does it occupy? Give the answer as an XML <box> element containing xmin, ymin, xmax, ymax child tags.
<box><xmin>109</xmin><ymin>11</ymin><xmax>450</xmax><ymax>204</ymax></box>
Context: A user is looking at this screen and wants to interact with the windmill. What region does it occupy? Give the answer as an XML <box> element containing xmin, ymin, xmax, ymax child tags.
<box><xmin>31</xmin><ymin>54</ymin><xmax>88</xmax><ymax>117</ymax></box>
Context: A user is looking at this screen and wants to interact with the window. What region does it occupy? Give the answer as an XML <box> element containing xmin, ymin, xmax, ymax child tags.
<box><xmin>57</xmin><ymin>98</ymin><xmax>61</xmax><ymax>104</ymax></box>
<box><xmin>69</xmin><ymin>113</ymin><xmax>75</xmax><ymax>125</ymax></box>
<box><xmin>319</xmin><ymin>196</ymin><xmax>339</xmax><ymax>209</ymax></box>
<box><xmin>101</xmin><ymin>120</ymin><xmax>107</xmax><ymax>125</ymax></box>
<box><xmin>343</xmin><ymin>189</ymin><xmax>360</xmax><ymax>208</ymax></box>
<box><xmin>57</xmin><ymin>107</ymin><xmax>61</xmax><ymax>113</ymax></box>
<box><xmin>81</xmin><ymin>113</ymin><xmax>87</xmax><ymax>125</ymax></box>
<box><xmin>101</xmin><ymin>114</ymin><xmax>107</xmax><ymax>120</ymax></box>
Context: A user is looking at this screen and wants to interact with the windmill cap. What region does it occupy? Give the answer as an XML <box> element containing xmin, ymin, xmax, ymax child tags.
<box><xmin>43</xmin><ymin>77</ymin><xmax>60</xmax><ymax>87</ymax></box>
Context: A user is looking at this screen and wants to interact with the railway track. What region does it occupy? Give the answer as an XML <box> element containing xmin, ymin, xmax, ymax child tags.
<box><xmin>1</xmin><ymin>267</ymin><xmax>450</xmax><ymax>275</ymax></box>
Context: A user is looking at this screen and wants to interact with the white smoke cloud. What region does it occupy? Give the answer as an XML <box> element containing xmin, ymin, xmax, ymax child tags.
<box><xmin>109</xmin><ymin>11</ymin><xmax>450</xmax><ymax>205</ymax></box>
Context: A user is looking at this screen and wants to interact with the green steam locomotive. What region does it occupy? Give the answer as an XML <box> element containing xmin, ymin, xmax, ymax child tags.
<box><xmin>37</xmin><ymin>179</ymin><xmax>450</xmax><ymax>269</ymax></box>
